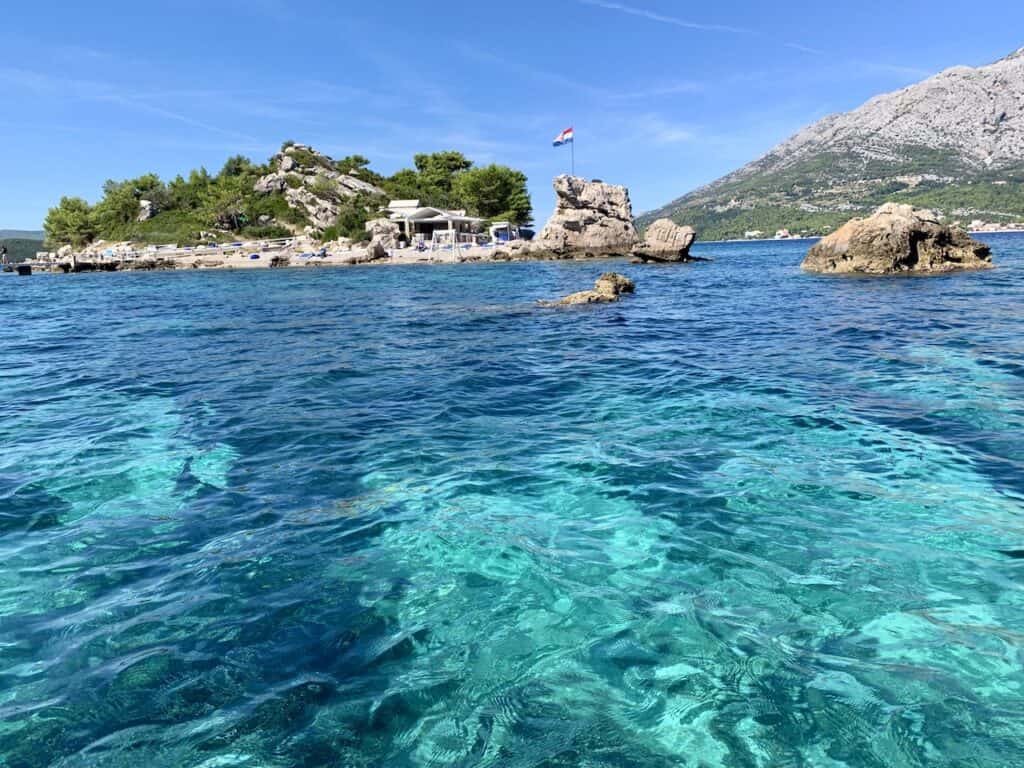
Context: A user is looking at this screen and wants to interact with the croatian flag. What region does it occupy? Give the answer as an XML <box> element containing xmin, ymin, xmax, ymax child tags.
<box><xmin>553</xmin><ymin>127</ymin><xmax>575</xmax><ymax>147</ymax></box>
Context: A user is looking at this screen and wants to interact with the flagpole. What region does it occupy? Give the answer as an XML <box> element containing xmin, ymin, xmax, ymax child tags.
<box><xmin>571</xmin><ymin>134</ymin><xmax>575</xmax><ymax>177</ymax></box>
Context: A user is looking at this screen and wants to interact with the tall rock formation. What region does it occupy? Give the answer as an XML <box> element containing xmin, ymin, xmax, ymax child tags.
<box><xmin>534</xmin><ymin>176</ymin><xmax>639</xmax><ymax>256</ymax></box>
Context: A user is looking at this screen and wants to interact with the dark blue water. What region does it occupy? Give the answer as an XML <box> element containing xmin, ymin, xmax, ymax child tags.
<box><xmin>2</xmin><ymin>235</ymin><xmax>1023</xmax><ymax>767</ymax></box>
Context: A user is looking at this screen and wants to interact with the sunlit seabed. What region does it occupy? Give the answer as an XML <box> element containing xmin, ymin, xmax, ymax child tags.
<box><xmin>1</xmin><ymin>235</ymin><xmax>1023</xmax><ymax>767</ymax></box>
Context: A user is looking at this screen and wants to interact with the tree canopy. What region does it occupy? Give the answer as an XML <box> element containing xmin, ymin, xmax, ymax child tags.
<box><xmin>43</xmin><ymin>197</ymin><xmax>96</xmax><ymax>247</ymax></box>
<box><xmin>451</xmin><ymin>165</ymin><xmax>532</xmax><ymax>223</ymax></box>
<box><xmin>42</xmin><ymin>144</ymin><xmax>534</xmax><ymax>248</ymax></box>
<box><xmin>382</xmin><ymin>152</ymin><xmax>532</xmax><ymax>224</ymax></box>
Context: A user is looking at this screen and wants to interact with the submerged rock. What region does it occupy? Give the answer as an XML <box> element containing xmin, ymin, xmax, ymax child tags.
<box><xmin>532</xmin><ymin>176</ymin><xmax>639</xmax><ymax>256</ymax></box>
<box><xmin>802</xmin><ymin>203</ymin><xmax>993</xmax><ymax>274</ymax></box>
<box><xmin>540</xmin><ymin>272</ymin><xmax>636</xmax><ymax>306</ymax></box>
<box><xmin>632</xmin><ymin>218</ymin><xmax>698</xmax><ymax>263</ymax></box>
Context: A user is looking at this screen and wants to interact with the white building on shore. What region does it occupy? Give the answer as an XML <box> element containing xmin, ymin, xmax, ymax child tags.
<box><xmin>381</xmin><ymin>200</ymin><xmax>483</xmax><ymax>244</ymax></box>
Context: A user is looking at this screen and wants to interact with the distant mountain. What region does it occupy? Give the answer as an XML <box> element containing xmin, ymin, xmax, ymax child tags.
<box><xmin>642</xmin><ymin>47</ymin><xmax>1024</xmax><ymax>239</ymax></box>
<box><xmin>0</xmin><ymin>229</ymin><xmax>44</xmax><ymax>240</ymax></box>
<box><xmin>0</xmin><ymin>239</ymin><xmax>43</xmax><ymax>263</ymax></box>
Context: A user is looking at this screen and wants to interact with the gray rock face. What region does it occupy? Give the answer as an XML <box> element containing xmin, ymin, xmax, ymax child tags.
<box><xmin>534</xmin><ymin>176</ymin><xmax>639</xmax><ymax>255</ymax></box>
<box><xmin>802</xmin><ymin>203</ymin><xmax>993</xmax><ymax>275</ymax></box>
<box><xmin>540</xmin><ymin>272</ymin><xmax>636</xmax><ymax>306</ymax></box>
<box><xmin>645</xmin><ymin>47</ymin><xmax>1024</xmax><ymax>232</ymax></box>
<box><xmin>632</xmin><ymin>218</ymin><xmax>697</xmax><ymax>262</ymax></box>
<box><xmin>365</xmin><ymin>218</ymin><xmax>401</xmax><ymax>249</ymax></box>
<box><xmin>768</xmin><ymin>49</ymin><xmax>1024</xmax><ymax>173</ymax></box>
<box><xmin>365</xmin><ymin>240</ymin><xmax>389</xmax><ymax>262</ymax></box>
<box><xmin>137</xmin><ymin>200</ymin><xmax>157</xmax><ymax>222</ymax></box>
<box><xmin>253</xmin><ymin>143</ymin><xmax>386</xmax><ymax>234</ymax></box>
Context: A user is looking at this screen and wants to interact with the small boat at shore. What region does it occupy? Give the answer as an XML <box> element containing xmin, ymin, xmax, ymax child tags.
<box><xmin>16</xmin><ymin>264</ymin><xmax>32</xmax><ymax>276</ymax></box>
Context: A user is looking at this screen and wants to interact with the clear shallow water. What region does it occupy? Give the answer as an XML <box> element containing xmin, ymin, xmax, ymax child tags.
<box><xmin>1</xmin><ymin>235</ymin><xmax>1023</xmax><ymax>768</ymax></box>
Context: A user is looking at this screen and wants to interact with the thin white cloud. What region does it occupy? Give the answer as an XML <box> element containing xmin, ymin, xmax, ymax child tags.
<box><xmin>0</xmin><ymin>67</ymin><xmax>262</xmax><ymax>144</ymax></box>
<box><xmin>786</xmin><ymin>43</ymin><xmax>825</xmax><ymax>55</ymax></box>
<box><xmin>454</xmin><ymin>45</ymin><xmax>704</xmax><ymax>102</ymax></box>
<box><xmin>575</xmin><ymin>0</ymin><xmax>752</xmax><ymax>34</ymax></box>
<box><xmin>576</xmin><ymin>1</ymin><xmax>835</xmax><ymax>59</ymax></box>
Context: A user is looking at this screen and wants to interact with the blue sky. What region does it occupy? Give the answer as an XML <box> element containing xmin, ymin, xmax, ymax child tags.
<box><xmin>3</xmin><ymin>1</ymin><xmax>1024</xmax><ymax>229</ymax></box>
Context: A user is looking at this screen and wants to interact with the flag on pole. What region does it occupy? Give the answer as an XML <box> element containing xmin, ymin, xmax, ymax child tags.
<box><xmin>552</xmin><ymin>127</ymin><xmax>575</xmax><ymax>147</ymax></box>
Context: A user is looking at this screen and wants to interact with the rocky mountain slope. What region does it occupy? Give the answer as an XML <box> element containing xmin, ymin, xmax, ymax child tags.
<box><xmin>643</xmin><ymin>47</ymin><xmax>1024</xmax><ymax>239</ymax></box>
<box><xmin>254</xmin><ymin>143</ymin><xmax>386</xmax><ymax>231</ymax></box>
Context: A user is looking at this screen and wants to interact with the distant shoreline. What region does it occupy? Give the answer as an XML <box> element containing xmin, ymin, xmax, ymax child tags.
<box><xmin>699</xmin><ymin>229</ymin><xmax>1024</xmax><ymax>246</ymax></box>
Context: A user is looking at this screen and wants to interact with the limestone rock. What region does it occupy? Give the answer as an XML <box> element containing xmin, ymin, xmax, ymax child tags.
<box><xmin>365</xmin><ymin>218</ymin><xmax>401</xmax><ymax>249</ymax></box>
<box><xmin>802</xmin><ymin>203</ymin><xmax>993</xmax><ymax>275</ymax></box>
<box><xmin>137</xmin><ymin>200</ymin><xmax>157</xmax><ymax>222</ymax></box>
<box><xmin>632</xmin><ymin>218</ymin><xmax>697</xmax><ymax>262</ymax></box>
<box><xmin>366</xmin><ymin>240</ymin><xmax>389</xmax><ymax>261</ymax></box>
<box><xmin>253</xmin><ymin>143</ymin><xmax>386</xmax><ymax>234</ymax></box>
<box><xmin>533</xmin><ymin>176</ymin><xmax>639</xmax><ymax>256</ymax></box>
<box><xmin>540</xmin><ymin>272</ymin><xmax>636</xmax><ymax>306</ymax></box>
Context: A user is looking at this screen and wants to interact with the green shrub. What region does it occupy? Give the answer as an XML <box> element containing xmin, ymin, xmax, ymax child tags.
<box><xmin>126</xmin><ymin>210</ymin><xmax>209</xmax><ymax>245</ymax></box>
<box><xmin>239</xmin><ymin>224</ymin><xmax>293</xmax><ymax>240</ymax></box>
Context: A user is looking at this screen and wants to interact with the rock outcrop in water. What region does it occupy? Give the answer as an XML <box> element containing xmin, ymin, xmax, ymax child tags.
<box><xmin>254</xmin><ymin>143</ymin><xmax>386</xmax><ymax>233</ymax></box>
<box><xmin>802</xmin><ymin>203</ymin><xmax>993</xmax><ymax>275</ymax></box>
<box><xmin>540</xmin><ymin>272</ymin><xmax>635</xmax><ymax>306</ymax></box>
<box><xmin>532</xmin><ymin>176</ymin><xmax>639</xmax><ymax>256</ymax></box>
<box><xmin>632</xmin><ymin>218</ymin><xmax>698</xmax><ymax>263</ymax></box>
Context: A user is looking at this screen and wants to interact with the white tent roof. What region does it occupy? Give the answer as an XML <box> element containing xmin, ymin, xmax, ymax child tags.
<box><xmin>387</xmin><ymin>206</ymin><xmax>482</xmax><ymax>223</ymax></box>
<box><xmin>417</xmin><ymin>213</ymin><xmax>483</xmax><ymax>224</ymax></box>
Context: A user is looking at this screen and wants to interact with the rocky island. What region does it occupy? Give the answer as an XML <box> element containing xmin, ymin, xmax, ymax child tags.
<box><xmin>34</xmin><ymin>168</ymin><xmax>661</xmax><ymax>272</ymax></box>
<box><xmin>802</xmin><ymin>203</ymin><xmax>993</xmax><ymax>274</ymax></box>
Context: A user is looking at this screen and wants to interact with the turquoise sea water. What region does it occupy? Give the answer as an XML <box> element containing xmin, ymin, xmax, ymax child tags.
<box><xmin>1</xmin><ymin>235</ymin><xmax>1023</xmax><ymax>767</ymax></box>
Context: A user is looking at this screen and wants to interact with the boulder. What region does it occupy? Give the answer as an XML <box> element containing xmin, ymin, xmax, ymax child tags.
<box><xmin>365</xmin><ymin>218</ymin><xmax>401</xmax><ymax>248</ymax></box>
<box><xmin>632</xmin><ymin>218</ymin><xmax>697</xmax><ymax>263</ymax></box>
<box><xmin>540</xmin><ymin>272</ymin><xmax>636</xmax><ymax>306</ymax></box>
<box><xmin>533</xmin><ymin>176</ymin><xmax>639</xmax><ymax>256</ymax></box>
<box><xmin>802</xmin><ymin>203</ymin><xmax>993</xmax><ymax>274</ymax></box>
<box><xmin>137</xmin><ymin>199</ymin><xmax>157</xmax><ymax>222</ymax></box>
<box><xmin>254</xmin><ymin>173</ymin><xmax>287</xmax><ymax>194</ymax></box>
<box><xmin>366</xmin><ymin>240</ymin><xmax>389</xmax><ymax>261</ymax></box>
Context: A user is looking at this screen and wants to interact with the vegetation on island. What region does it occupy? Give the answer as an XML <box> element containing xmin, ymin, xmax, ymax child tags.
<box><xmin>42</xmin><ymin>144</ymin><xmax>532</xmax><ymax>249</ymax></box>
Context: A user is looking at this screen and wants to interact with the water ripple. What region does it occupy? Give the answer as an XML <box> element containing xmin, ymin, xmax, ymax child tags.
<box><xmin>1</xmin><ymin>236</ymin><xmax>1023</xmax><ymax>767</ymax></box>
